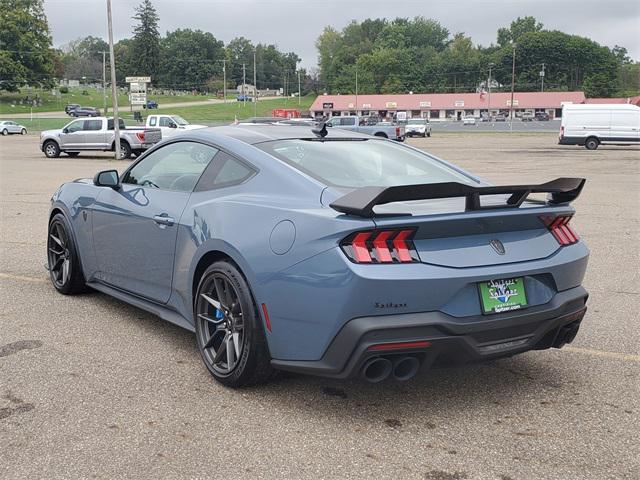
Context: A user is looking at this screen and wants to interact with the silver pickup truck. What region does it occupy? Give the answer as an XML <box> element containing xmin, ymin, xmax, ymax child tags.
<box><xmin>40</xmin><ymin>117</ymin><xmax>162</xmax><ymax>159</ymax></box>
<box><xmin>325</xmin><ymin>115</ymin><xmax>405</xmax><ymax>141</ymax></box>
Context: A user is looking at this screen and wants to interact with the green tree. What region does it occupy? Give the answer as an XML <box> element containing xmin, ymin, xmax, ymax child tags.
<box><xmin>0</xmin><ymin>0</ymin><xmax>53</xmax><ymax>91</ymax></box>
<box><xmin>497</xmin><ymin>16</ymin><xmax>543</xmax><ymax>47</ymax></box>
<box><xmin>131</xmin><ymin>0</ymin><xmax>161</xmax><ymax>80</ymax></box>
<box><xmin>158</xmin><ymin>29</ymin><xmax>224</xmax><ymax>90</ymax></box>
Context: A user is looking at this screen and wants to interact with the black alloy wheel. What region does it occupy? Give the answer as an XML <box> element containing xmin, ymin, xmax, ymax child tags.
<box><xmin>195</xmin><ymin>261</ymin><xmax>274</xmax><ymax>387</ymax></box>
<box><xmin>47</xmin><ymin>214</ymin><xmax>86</xmax><ymax>294</ymax></box>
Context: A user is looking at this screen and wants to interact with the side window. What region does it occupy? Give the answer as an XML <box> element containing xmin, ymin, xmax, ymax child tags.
<box><xmin>107</xmin><ymin>119</ymin><xmax>125</xmax><ymax>130</ymax></box>
<box><xmin>159</xmin><ymin>117</ymin><xmax>171</xmax><ymax>127</ymax></box>
<box><xmin>84</xmin><ymin>120</ymin><xmax>103</xmax><ymax>131</ymax></box>
<box><xmin>195</xmin><ymin>151</ymin><xmax>255</xmax><ymax>191</ymax></box>
<box><xmin>149</xmin><ymin>116</ymin><xmax>157</xmax><ymax>127</ymax></box>
<box><xmin>66</xmin><ymin>120</ymin><xmax>84</xmax><ymax>133</ymax></box>
<box><xmin>342</xmin><ymin>117</ymin><xmax>356</xmax><ymax>126</ymax></box>
<box><xmin>122</xmin><ymin>142</ymin><xmax>218</xmax><ymax>192</ymax></box>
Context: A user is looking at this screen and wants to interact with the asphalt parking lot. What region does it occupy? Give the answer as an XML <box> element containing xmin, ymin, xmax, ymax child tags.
<box><xmin>1</xmin><ymin>133</ymin><xmax>638</xmax><ymax>480</ymax></box>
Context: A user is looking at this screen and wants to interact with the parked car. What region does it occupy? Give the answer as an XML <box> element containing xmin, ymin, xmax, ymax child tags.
<box><xmin>70</xmin><ymin>107</ymin><xmax>100</xmax><ymax>117</ymax></box>
<box><xmin>559</xmin><ymin>104</ymin><xmax>640</xmax><ymax>150</ymax></box>
<box><xmin>145</xmin><ymin>114</ymin><xmax>207</xmax><ymax>138</ymax></box>
<box><xmin>521</xmin><ymin>112</ymin><xmax>534</xmax><ymax>122</ymax></box>
<box><xmin>46</xmin><ymin>125</ymin><xmax>589</xmax><ymax>387</ymax></box>
<box><xmin>326</xmin><ymin>115</ymin><xmax>405</xmax><ymax>141</ymax></box>
<box><xmin>143</xmin><ymin>100</ymin><xmax>158</xmax><ymax>109</ymax></box>
<box><xmin>237</xmin><ymin>95</ymin><xmax>253</xmax><ymax>102</ymax></box>
<box><xmin>495</xmin><ymin>113</ymin><xmax>507</xmax><ymax>122</ymax></box>
<box><xmin>462</xmin><ymin>116</ymin><xmax>476</xmax><ymax>126</ymax></box>
<box><xmin>275</xmin><ymin>118</ymin><xmax>317</xmax><ymax>127</ymax></box>
<box><xmin>40</xmin><ymin>117</ymin><xmax>162</xmax><ymax>159</ymax></box>
<box><xmin>236</xmin><ymin>117</ymin><xmax>282</xmax><ymax>125</ymax></box>
<box><xmin>65</xmin><ymin>104</ymin><xmax>81</xmax><ymax>115</ymax></box>
<box><xmin>535</xmin><ymin>112</ymin><xmax>550</xmax><ymax>121</ymax></box>
<box><xmin>405</xmin><ymin>118</ymin><xmax>431</xmax><ymax>137</ymax></box>
<box><xmin>0</xmin><ymin>120</ymin><xmax>27</xmax><ymax>135</ymax></box>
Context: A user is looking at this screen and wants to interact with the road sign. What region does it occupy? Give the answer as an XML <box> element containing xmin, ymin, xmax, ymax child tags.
<box><xmin>125</xmin><ymin>76</ymin><xmax>151</xmax><ymax>83</ymax></box>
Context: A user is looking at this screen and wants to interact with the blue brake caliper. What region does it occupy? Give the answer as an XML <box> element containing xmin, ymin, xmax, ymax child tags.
<box><xmin>215</xmin><ymin>308</ymin><xmax>224</xmax><ymax>320</ymax></box>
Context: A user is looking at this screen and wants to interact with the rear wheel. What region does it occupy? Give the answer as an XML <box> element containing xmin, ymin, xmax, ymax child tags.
<box><xmin>1</xmin><ymin>129</ymin><xmax>7</xmax><ymax>136</ymax></box>
<box><xmin>43</xmin><ymin>141</ymin><xmax>60</xmax><ymax>158</ymax></box>
<box><xmin>427</xmin><ymin>131</ymin><xmax>431</xmax><ymax>137</ymax></box>
<box><xmin>585</xmin><ymin>137</ymin><xmax>599</xmax><ymax>150</ymax></box>
<box><xmin>116</xmin><ymin>141</ymin><xmax>131</xmax><ymax>159</ymax></box>
<box><xmin>47</xmin><ymin>213</ymin><xmax>86</xmax><ymax>294</ymax></box>
<box><xmin>195</xmin><ymin>261</ymin><xmax>274</xmax><ymax>387</ymax></box>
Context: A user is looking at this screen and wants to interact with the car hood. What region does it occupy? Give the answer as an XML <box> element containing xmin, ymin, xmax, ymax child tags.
<box><xmin>41</xmin><ymin>129</ymin><xmax>62</xmax><ymax>137</ymax></box>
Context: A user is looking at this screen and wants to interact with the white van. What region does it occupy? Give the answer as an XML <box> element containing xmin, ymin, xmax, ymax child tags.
<box><xmin>559</xmin><ymin>104</ymin><xmax>640</xmax><ymax>150</ymax></box>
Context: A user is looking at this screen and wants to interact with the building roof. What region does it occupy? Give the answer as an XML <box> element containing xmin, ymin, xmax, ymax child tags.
<box><xmin>584</xmin><ymin>96</ymin><xmax>640</xmax><ymax>106</ymax></box>
<box><xmin>310</xmin><ymin>91</ymin><xmax>587</xmax><ymax>112</ymax></box>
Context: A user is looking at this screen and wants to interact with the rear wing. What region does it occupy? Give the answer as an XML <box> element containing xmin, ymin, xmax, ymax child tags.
<box><xmin>329</xmin><ymin>177</ymin><xmax>586</xmax><ymax>217</ymax></box>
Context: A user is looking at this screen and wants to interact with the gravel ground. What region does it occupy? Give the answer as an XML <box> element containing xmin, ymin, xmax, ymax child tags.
<box><xmin>1</xmin><ymin>133</ymin><xmax>638</xmax><ymax>480</ymax></box>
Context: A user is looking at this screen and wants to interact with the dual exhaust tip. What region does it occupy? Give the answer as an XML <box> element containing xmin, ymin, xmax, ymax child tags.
<box><xmin>361</xmin><ymin>355</ymin><xmax>420</xmax><ymax>383</ymax></box>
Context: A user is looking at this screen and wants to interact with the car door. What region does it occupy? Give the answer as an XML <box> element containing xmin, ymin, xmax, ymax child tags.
<box><xmin>58</xmin><ymin>119</ymin><xmax>87</xmax><ymax>149</ymax></box>
<box><xmin>7</xmin><ymin>121</ymin><xmax>19</xmax><ymax>133</ymax></box>
<box><xmin>82</xmin><ymin>119</ymin><xmax>106</xmax><ymax>148</ymax></box>
<box><xmin>610</xmin><ymin>109</ymin><xmax>640</xmax><ymax>142</ymax></box>
<box><xmin>92</xmin><ymin>140</ymin><xmax>219</xmax><ymax>303</ymax></box>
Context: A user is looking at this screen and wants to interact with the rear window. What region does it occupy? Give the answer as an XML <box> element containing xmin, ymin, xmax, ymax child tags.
<box><xmin>408</xmin><ymin>119</ymin><xmax>426</xmax><ymax>124</ymax></box>
<box><xmin>257</xmin><ymin>139</ymin><xmax>476</xmax><ymax>188</ymax></box>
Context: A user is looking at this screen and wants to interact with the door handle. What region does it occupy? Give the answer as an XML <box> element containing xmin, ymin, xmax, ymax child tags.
<box><xmin>153</xmin><ymin>214</ymin><xmax>175</xmax><ymax>226</ymax></box>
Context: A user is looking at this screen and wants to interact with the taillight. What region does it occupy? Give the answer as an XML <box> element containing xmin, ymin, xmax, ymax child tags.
<box><xmin>560</xmin><ymin>126</ymin><xmax>564</xmax><ymax>139</ymax></box>
<box><xmin>540</xmin><ymin>215</ymin><xmax>579</xmax><ymax>245</ymax></box>
<box><xmin>341</xmin><ymin>229</ymin><xmax>419</xmax><ymax>263</ymax></box>
<box><xmin>395</xmin><ymin>126</ymin><xmax>400</xmax><ymax>138</ymax></box>
<box><xmin>136</xmin><ymin>131</ymin><xmax>145</xmax><ymax>142</ymax></box>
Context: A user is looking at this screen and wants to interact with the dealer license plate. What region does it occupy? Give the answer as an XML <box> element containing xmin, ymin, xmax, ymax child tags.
<box><xmin>478</xmin><ymin>277</ymin><xmax>528</xmax><ymax>314</ymax></box>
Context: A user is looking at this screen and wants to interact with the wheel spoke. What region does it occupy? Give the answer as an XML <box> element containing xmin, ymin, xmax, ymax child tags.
<box><xmin>201</xmin><ymin>292</ymin><xmax>222</xmax><ymax>311</ymax></box>
<box><xmin>232</xmin><ymin>332</ymin><xmax>241</xmax><ymax>359</ymax></box>
<box><xmin>213</xmin><ymin>278</ymin><xmax>230</xmax><ymax>310</ymax></box>
<box><xmin>197</xmin><ymin>312</ymin><xmax>224</xmax><ymax>324</ymax></box>
<box><xmin>49</xmin><ymin>233</ymin><xmax>63</xmax><ymax>248</ymax></box>
<box><xmin>212</xmin><ymin>333</ymin><xmax>228</xmax><ymax>362</ymax></box>
<box><xmin>61</xmin><ymin>259</ymin><xmax>69</xmax><ymax>284</ymax></box>
<box><xmin>226</xmin><ymin>334</ymin><xmax>234</xmax><ymax>367</ymax></box>
<box><xmin>51</xmin><ymin>257</ymin><xmax>63</xmax><ymax>272</ymax></box>
<box><xmin>48</xmin><ymin>246</ymin><xmax>64</xmax><ymax>255</ymax></box>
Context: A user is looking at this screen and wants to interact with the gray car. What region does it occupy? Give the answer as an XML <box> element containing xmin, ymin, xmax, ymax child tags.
<box><xmin>0</xmin><ymin>121</ymin><xmax>27</xmax><ymax>135</ymax></box>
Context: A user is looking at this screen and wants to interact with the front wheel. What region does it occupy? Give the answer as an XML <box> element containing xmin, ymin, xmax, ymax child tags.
<box><xmin>47</xmin><ymin>213</ymin><xmax>86</xmax><ymax>294</ymax></box>
<box><xmin>43</xmin><ymin>141</ymin><xmax>60</xmax><ymax>158</ymax></box>
<box><xmin>427</xmin><ymin>131</ymin><xmax>431</xmax><ymax>137</ymax></box>
<box><xmin>21</xmin><ymin>128</ymin><xmax>27</xmax><ymax>135</ymax></box>
<box><xmin>195</xmin><ymin>261</ymin><xmax>274</xmax><ymax>387</ymax></box>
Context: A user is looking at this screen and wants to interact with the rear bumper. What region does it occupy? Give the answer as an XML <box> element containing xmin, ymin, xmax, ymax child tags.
<box><xmin>271</xmin><ymin>286</ymin><xmax>588</xmax><ymax>379</ymax></box>
<box><xmin>559</xmin><ymin>136</ymin><xmax>585</xmax><ymax>146</ymax></box>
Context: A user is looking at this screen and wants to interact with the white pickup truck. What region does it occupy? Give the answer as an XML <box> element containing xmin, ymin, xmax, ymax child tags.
<box><xmin>325</xmin><ymin>115</ymin><xmax>405</xmax><ymax>141</ymax></box>
<box><xmin>40</xmin><ymin>117</ymin><xmax>162</xmax><ymax>159</ymax></box>
<box><xmin>145</xmin><ymin>114</ymin><xmax>207</xmax><ymax>138</ymax></box>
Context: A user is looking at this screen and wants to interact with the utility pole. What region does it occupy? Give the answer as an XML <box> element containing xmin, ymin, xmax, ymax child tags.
<box><xmin>540</xmin><ymin>63</ymin><xmax>546</xmax><ymax>92</ymax></box>
<box><xmin>510</xmin><ymin>44</ymin><xmax>516</xmax><ymax>132</ymax></box>
<box><xmin>488</xmin><ymin>63</ymin><xmax>493</xmax><ymax>120</ymax></box>
<box><xmin>222</xmin><ymin>59</ymin><xmax>226</xmax><ymax>103</ymax></box>
<box><xmin>106</xmin><ymin>0</ymin><xmax>120</xmax><ymax>160</ymax></box>
<box><xmin>298</xmin><ymin>69</ymin><xmax>301</xmax><ymax>106</ymax></box>
<box><xmin>242</xmin><ymin>63</ymin><xmax>246</xmax><ymax>106</ymax></box>
<box><xmin>253</xmin><ymin>51</ymin><xmax>257</xmax><ymax>116</ymax></box>
<box><xmin>355</xmin><ymin>64</ymin><xmax>358</xmax><ymax>114</ymax></box>
<box><xmin>102</xmin><ymin>51</ymin><xmax>107</xmax><ymax>114</ymax></box>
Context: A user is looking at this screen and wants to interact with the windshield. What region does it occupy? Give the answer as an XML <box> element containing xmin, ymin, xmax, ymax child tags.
<box><xmin>408</xmin><ymin>119</ymin><xmax>426</xmax><ymax>124</ymax></box>
<box><xmin>258</xmin><ymin>139</ymin><xmax>476</xmax><ymax>188</ymax></box>
<box><xmin>172</xmin><ymin>116</ymin><xmax>189</xmax><ymax>126</ymax></box>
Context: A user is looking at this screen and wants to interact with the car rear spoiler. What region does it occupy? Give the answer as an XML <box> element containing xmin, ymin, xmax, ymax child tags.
<box><xmin>329</xmin><ymin>177</ymin><xmax>586</xmax><ymax>217</ymax></box>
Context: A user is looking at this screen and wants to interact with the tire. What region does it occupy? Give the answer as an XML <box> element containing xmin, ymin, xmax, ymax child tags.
<box><xmin>1</xmin><ymin>129</ymin><xmax>7</xmax><ymax>136</ymax></box>
<box><xmin>422</xmin><ymin>132</ymin><xmax>426</xmax><ymax>138</ymax></box>
<box><xmin>47</xmin><ymin>213</ymin><xmax>87</xmax><ymax>295</ymax></box>
<box><xmin>66</xmin><ymin>152</ymin><xmax>80</xmax><ymax>157</ymax></box>
<box><xmin>21</xmin><ymin>128</ymin><xmax>27</xmax><ymax>135</ymax></box>
<box><xmin>117</xmin><ymin>141</ymin><xmax>132</xmax><ymax>159</ymax></box>
<box><xmin>195</xmin><ymin>261</ymin><xmax>274</xmax><ymax>387</ymax></box>
<box><xmin>585</xmin><ymin>137</ymin><xmax>599</xmax><ymax>150</ymax></box>
<box><xmin>43</xmin><ymin>140</ymin><xmax>60</xmax><ymax>158</ymax></box>
<box><xmin>427</xmin><ymin>132</ymin><xmax>431</xmax><ymax>137</ymax></box>
<box><xmin>132</xmin><ymin>149</ymin><xmax>144</xmax><ymax>158</ymax></box>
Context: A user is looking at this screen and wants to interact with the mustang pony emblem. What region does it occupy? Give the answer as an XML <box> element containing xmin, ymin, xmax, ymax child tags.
<box><xmin>490</xmin><ymin>239</ymin><xmax>506</xmax><ymax>255</ymax></box>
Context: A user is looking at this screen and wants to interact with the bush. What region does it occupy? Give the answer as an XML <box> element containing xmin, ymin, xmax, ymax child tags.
<box><xmin>59</xmin><ymin>86</ymin><xmax>69</xmax><ymax>94</ymax></box>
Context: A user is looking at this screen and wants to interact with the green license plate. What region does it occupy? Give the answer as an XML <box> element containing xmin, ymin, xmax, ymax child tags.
<box><xmin>478</xmin><ymin>277</ymin><xmax>528</xmax><ymax>314</ymax></box>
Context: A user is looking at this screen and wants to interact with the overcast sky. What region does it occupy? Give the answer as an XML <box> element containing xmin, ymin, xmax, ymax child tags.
<box><xmin>45</xmin><ymin>0</ymin><xmax>640</xmax><ymax>67</ymax></box>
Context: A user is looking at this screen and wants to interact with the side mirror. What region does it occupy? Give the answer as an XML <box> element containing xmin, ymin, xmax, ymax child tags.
<box><xmin>168</xmin><ymin>122</ymin><xmax>177</xmax><ymax>128</ymax></box>
<box><xmin>62</xmin><ymin>128</ymin><xmax>69</xmax><ymax>134</ymax></box>
<box><xmin>93</xmin><ymin>169</ymin><xmax>120</xmax><ymax>189</ymax></box>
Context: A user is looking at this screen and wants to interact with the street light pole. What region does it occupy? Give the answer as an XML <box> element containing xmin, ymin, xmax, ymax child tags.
<box><xmin>102</xmin><ymin>51</ymin><xmax>107</xmax><ymax>114</ymax></box>
<box><xmin>540</xmin><ymin>63</ymin><xmax>545</xmax><ymax>93</ymax></box>
<box><xmin>242</xmin><ymin>63</ymin><xmax>246</xmax><ymax>106</ymax></box>
<box><xmin>222</xmin><ymin>59</ymin><xmax>226</xmax><ymax>103</ymax></box>
<box><xmin>106</xmin><ymin>0</ymin><xmax>120</xmax><ymax>160</ymax></box>
<box><xmin>298</xmin><ymin>69</ymin><xmax>301</xmax><ymax>106</ymax></box>
<box><xmin>355</xmin><ymin>64</ymin><xmax>358</xmax><ymax>115</ymax></box>
<box><xmin>253</xmin><ymin>50</ymin><xmax>257</xmax><ymax>116</ymax></box>
<box><xmin>487</xmin><ymin>63</ymin><xmax>493</xmax><ymax>119</ymax></box>
<box><xmin>510</xmin><ymin>44</ymin><xmax>516</xmax><ymax>132</ymax></box>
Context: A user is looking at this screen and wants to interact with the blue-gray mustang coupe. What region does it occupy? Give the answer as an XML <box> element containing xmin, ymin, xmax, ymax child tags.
<box><xmin>47</xmin><ymin>125</ymin><xmax>589</xmax><ymax>387</ymax></box>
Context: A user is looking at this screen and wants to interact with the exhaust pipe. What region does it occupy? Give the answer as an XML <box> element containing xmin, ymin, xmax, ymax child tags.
<box><xmin>392</xmin><ymin>356</ymin><xmax>420</xmax><ymax>381</ymax></box>
<box><xmin>361</xmin><ymin>357</ymin><xmax>392</xmax><ymax>383</ymax></box>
